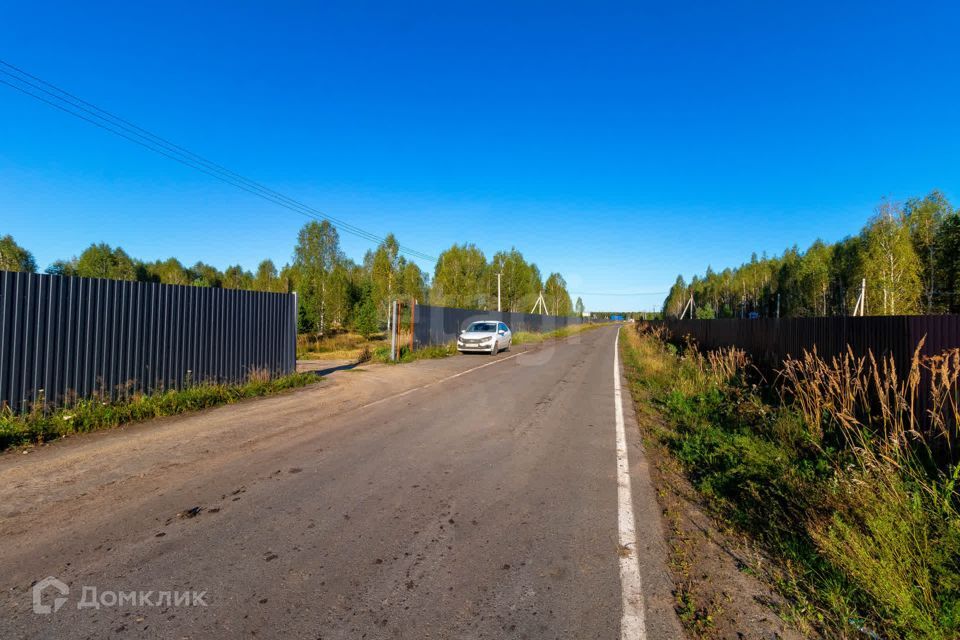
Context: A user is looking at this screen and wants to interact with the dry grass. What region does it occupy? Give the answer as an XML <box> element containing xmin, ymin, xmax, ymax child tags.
<box><xmin>511</xmin><ymin>321</ymin><xmax>605</xmax><ymax>345</ymax></box>
<box><xmin>778</xmin><ymin>338</ymin><xmax>956</xmax><ymax>471</ymax></box>
<box><xmin>297</xmin><ymin>331</ymin><xmax>392</xmax><ymax>361</ymax></box>
<box><xmin>622</xmin><ymin>324</ymin><xmax>960</xmax><ymax>639</ymax></box>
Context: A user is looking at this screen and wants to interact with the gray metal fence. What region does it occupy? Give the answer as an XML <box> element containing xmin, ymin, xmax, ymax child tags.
<box><xmin>413</xmin><ymin>304</ymin><xmax>584</xmax><ymax>346</ymax></box>
<box><xmin>0</xmin><ymin>271</ymin><xmax>297</xmax><ymax>413</ymax></box>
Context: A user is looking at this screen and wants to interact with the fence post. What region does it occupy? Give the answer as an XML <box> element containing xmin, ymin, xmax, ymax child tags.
<box><xmin>390</xmin><ymin>300</ymin><xmax>398</xmax><ymax>361</ymax></box>
<box><xmin>292</xmin><ymin>290</ymin><xmax>298</xmax><ymax>373</ymax></box>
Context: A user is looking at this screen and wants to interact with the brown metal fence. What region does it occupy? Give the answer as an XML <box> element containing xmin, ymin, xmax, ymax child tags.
<box><xmin>0</xmin><ymin>271</ymin><xmax>298</xmax><ymax>413</ymax></box>
<box><xmin>661</xmin><ymin>316</ymin><xmax>960</xmax><ymax>370</ymax></box>
<box><xmin>662</xmin><ymin>316</ymin><xmax>960</xmax><ymax>431</ymax></box>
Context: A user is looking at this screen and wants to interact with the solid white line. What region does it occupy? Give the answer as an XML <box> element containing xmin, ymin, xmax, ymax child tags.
<box><xmin>614</xmin><ymin>327</ymin><xmax>647</xmax><ymax>640</ymax></box>
<box><xmin>358</xmin><ymin>351</ymin><xmax>525</xmax><ymax>410</ymax></box>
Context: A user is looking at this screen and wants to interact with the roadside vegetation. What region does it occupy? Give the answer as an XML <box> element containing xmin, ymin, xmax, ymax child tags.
<box><xmin>297</xmin><ymin>331</ymin><xmax>390</xmax><ymax>361</ymax></box>
<box><xmin>512</xmin><ymin>321</ymin><xmax>604</xmax><ymax>345</ymax></box>
<box><xmin>621</xmin><ymin>323</ymin><xmax>960</xmax><ymax>639</ymax></box>
<box><xmin>0</xmin><ymin>371</ymin><xmax>318</xmax><ymax>451</ymax></box>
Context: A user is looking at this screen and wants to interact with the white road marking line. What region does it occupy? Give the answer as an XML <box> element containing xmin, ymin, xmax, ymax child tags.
<box><xmin>358</xmin><ymin>351</ymin><xmax>525</xmax><ymax>410</ymax></box>
<box><xmin>614</xmin><ymin>327</ymin><xmax>647</xmax><ymax>640</ymax></box>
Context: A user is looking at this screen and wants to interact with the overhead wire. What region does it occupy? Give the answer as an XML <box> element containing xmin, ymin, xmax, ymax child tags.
<box><xmin>0</xmin><ymin>60</ymin><xmax>437</xmax><ymax>262</ymax></box>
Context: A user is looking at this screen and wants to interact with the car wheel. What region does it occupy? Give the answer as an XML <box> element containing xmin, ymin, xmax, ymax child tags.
<box><xmin>491</xmin><ymin>341</ymin><xmax>499</xmax><ymax>355</ymax></box>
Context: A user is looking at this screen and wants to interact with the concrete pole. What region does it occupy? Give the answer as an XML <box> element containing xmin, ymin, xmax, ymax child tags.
<box><xmin>497</xmin><ymin>272</ymin><xmax>502</xmax><ymax>312</ymax></box>
<box><xmin>390</xmin><ymin>300</ymin><xmax>398</xmax><ymax>361</ymax></box>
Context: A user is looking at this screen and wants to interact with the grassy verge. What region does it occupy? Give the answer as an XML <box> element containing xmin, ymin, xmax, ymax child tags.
<box><xmin>369</xmin><ymin>342</ymin><xmax>458</xmax><ymax>364</ymax></box>
<box><xmin>619</xmin><ymin>325</ymin><xmax>960</xmax><ymax>639</ymax></box>
<box><xmin>0</xmin><ymin>371</ymin><xmax>319</xmax><ymax>451</ymax></box>
<box><xmin>512</xmin><ymin>321</ymin><xmax>605</xmax><ymax>345</ymax></box>
<box><xmin>297</xmin><ymin>330</ymin><xmax>389</xmax><ymax>361</ymax></box>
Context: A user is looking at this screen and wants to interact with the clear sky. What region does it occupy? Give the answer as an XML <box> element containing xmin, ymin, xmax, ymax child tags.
<box><xmin>2</xmin><ymin>1</ymin><xmax>958</xmax><ymax>311</ymax></box>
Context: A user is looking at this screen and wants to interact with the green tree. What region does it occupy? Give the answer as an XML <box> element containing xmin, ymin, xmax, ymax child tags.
<box><xmin>861</xmin><ymin>201</ymin><xmax>922</xmax><ymax>315</ymax></box>
<box><xmin>544</xmin><ymin>272</ymin><xmax>572</xmax><ymax>315</ymax></box>
<box><xmin>45</xmin><ymin>260</ymin><xmax>77</xmax><ymax>277</ymax></box>
<box><xmin>663</xmin><ymin>275</ymin><xmax>688</xmax><ymax>318</ymax></box>
<box><xmin>904</xmin><ymin>190</ymin><xmax>952</xmax><ymax>312</ymax></box>
<box><xmin>935</xmin><ymin>213</ymin><xmax>960</xmax><ymax>313</ymax></box>
<box><xmin>491</xmin><ymin>248</ymin><xmax>541</xmax><ymax>312</ymax></box>
<box><xmin>353</xmin><ymin>284</ymin><xmax>380</xmax><ymax>338</ymax></box>
<box><xmin>74</xmin><ymin>243</ymin><xmax>138</xmax><ymax>280</ymax></box>
<box><xmin>293</xmin><ymin>221</ymin><xmax>343</xmax><ymax>334</ymax></box>
<box><xmin>575</xmin><ymin>296</ymin><xmax>585</xmax><ymax>316</ymax></box>
<box><xmin>222</xmin><ymin>265</ymin><xmax>253</xmax><ymax>289</ymax></box>
<box><xmin>695</xmin><ymin>304</ymin><xmax>716</xmax><ymax>319</ymax></box>
<box><xmin>398</xmin><ymin>260</ymin><xmax>428</xmax><ymax>302</ymax></box>
<box><xmin>326</xmin><ymin>262</ymin><xmax>354</xmax><ymax>328</ymax></box>
<box><xmin>371</xmin><ymin>234</ymin><xmax>401</xmax><ymax>320</ymax></box>
<box><xmin>0</xmin><ymin>235</ymin><xmax>37</xmax><ymax>272</ymax></box>
<box><xmin>148</xmin><ymin>258</ymin><xmax>191</xmax><ymax>285</ymax></box>
<box><xmin>190</xmin><ymin>261</ymin><xmax>223</xmax><ymax>287</ymax></box>
<box><xmin>253</xmin><ymin>259</ymin><xmax>282</xmax><ymax>292</ymax></box>
<box><xmin>431</xmin><ymin>243</ymin><xmax>488</xmax><ymax>309</ymax></box>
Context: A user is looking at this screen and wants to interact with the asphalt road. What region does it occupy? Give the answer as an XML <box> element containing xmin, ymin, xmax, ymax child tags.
<box><xmin>0</xmin><ymin>325</ymin><xmax>683</xmax><ymax>639</ymax></box>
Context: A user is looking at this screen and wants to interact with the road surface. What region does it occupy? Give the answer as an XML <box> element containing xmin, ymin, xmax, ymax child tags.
<box><xmin>0</xmin><ymin>325</ymin><xmax>682</xmax><ymax>639</ymax></box>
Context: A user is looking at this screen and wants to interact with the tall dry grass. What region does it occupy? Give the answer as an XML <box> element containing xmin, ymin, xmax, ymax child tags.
<box><xmin>625</xmin><ymin>325</ymin><xmax>960</xmax><ymax>638</ymax></box>
<box><xmin>778</xmin><ymin>338</ymin><xmax>957</xmax><ymax>474</ymax></box>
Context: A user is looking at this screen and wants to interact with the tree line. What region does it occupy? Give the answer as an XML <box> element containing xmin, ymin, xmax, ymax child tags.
<box><xmin>0</xmin><ymin>223</ymin><xmax>575</xmax><ymax>334</ymax></box>
<box><xmin>663</xmin><ymin>190</ymin><xmax>959</xmax><ymax>318</ymax></box>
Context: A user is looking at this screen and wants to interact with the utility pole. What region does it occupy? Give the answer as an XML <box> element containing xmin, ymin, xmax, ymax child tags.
<box><xmin>496</xmin><ymin>271</ymin><xmax>502</xmax><ymax>312</ymax></box>
<box><xmin>776</xmin><ymin>293</ymin><xmax>780</xmax><ymax>319</ymax></box>
<box><xmin>531</xmin><ymin>291</ymin><xmax>547</xmax><ymax>315</ymax></box>
<box><xmin>389</xmin><ymin>300</ymin><xmax>398</xmax><ymax>361</ymax></box>
<box><xmin>853</xmin><ymin>278</ymin><xmax>866</xmax><ymax>316</ymax></box>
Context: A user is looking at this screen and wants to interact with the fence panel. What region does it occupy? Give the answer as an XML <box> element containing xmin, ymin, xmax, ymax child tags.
<box><xmin>412</xmin><ymin>304</ymin><xmax>584</xmax><ymax>346</ymax></box>
<box><xmin>0</xmin><ymin>271</ymin><xmax>297</xmax><ymax>413</ymax></box>
<box><xmin>661</xmin><ymin>316</ymin><xmax>960</xmax><ymax>370</ymax></box>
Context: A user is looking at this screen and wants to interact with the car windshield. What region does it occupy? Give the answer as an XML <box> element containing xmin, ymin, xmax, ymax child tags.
<box><xmin>466</xmin><ymin>322</ymin><xmax>497</xmax><ymax>333</ymax></box>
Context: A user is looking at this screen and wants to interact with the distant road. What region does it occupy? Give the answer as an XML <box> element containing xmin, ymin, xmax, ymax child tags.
<box><xmin>0</xmin><ymin>325</ymin><xmax>682</xmax><ymax>639</ymax></box>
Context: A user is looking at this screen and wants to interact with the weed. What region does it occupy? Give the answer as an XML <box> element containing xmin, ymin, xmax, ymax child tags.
<box><xmin>620</xmin><ymin>326</ymin><xmax>960</xmax><ymax>639</ymax></box>
<box><xmin>0</xmin><ymin>371</ymin><xmax>318</xmax><ymax>451</ymax></box>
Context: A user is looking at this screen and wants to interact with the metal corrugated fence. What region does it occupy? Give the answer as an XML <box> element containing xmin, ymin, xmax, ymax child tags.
<box><xmin>413</xmin><ymin>304</ymin><xmax>584</xmax><ymax>346</ymax></box>
<box><xmin>661</xmin><ymin>316</ymin><xmax>960</xmax><ymax>437</ymax></box>
<box><xmin>0</xmin><ymin>271</ymin><xmax>297</xmax><ymax>413</ymax></box>
<box><xmin>662</xmin><ymin>316</ymin><xmax>960</xmax><ymax>369</ymax></box>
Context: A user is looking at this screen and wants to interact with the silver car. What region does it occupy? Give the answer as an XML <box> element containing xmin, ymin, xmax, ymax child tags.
<box><xmin>457</xmin><ymin>321</ymin><xmax>512</xmax><ymax>355</ymax></box>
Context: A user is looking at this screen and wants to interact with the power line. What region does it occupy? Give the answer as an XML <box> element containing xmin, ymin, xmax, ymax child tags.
<box><xmin>0</xmin><ymin>59</ymin><xmax>437</xmax><ymax>263</ymax></box>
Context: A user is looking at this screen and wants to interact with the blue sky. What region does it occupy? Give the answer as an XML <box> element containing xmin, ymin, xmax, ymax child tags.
<box><xmin>2</xmin><ymin>1</ymin><xmax>958</xmax><ymax>311</ymax></box>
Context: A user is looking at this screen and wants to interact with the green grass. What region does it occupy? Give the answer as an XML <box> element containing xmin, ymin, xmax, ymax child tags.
<box><xmin>0</xmin><ymin>371</ymin><xmax>319</xmax><ymax>451</ymax></box>
<box><xmin>371</xmin><ymin>342</ymin><xmax>458</xmax><ymax>364</ymax></box>
<box><xmin>297</xmin><ymin>330</ymin><xmax>389</xmax><ymax>360</ymax></box>
<box><xmin>619</xmin><ymin>326</ymin><xmax>960</xmax><ymax>639</ymax></box>
<box><xmin>512</xmin><ymin>321</ymin><xmax>604</xmax><ymax>345</ymax></box>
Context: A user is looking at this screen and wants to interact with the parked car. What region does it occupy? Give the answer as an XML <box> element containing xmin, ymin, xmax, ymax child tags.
<box><xmin>457</xmin><ymin>320</ymin><xmax>512</xmax><ymax>355</ymax></box>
